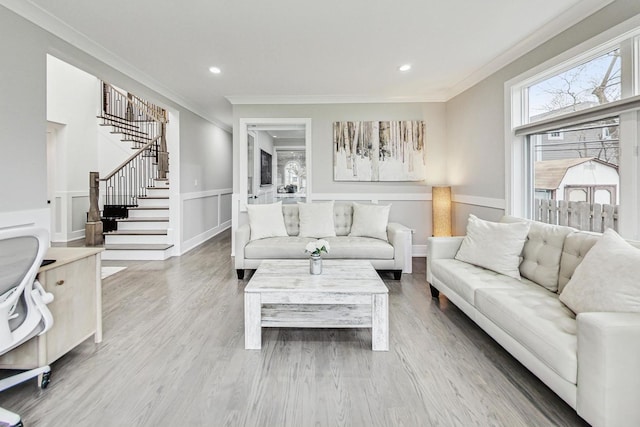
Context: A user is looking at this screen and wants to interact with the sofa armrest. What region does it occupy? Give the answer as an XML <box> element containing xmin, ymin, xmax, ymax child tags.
<box><xmin>387</xmin><ymin>222</ymin><xmax>411</xmax><ymax>272</ymax></box>
<box><xmin>235</xmin><ymin>223</ymin><xmax>251</xmax><ymax>269</ymax></box>
<box><xmin>577</xmin><ymin>312</ymin><xmax>640</xmax><ymax>427</ymax></box>
<box><xmin>426</xmin><ymin>236</ymin><xmax>464</xmax><ymax>284</ymax></box>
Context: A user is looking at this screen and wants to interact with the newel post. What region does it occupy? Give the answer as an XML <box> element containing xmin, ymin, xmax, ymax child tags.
<box><xmin>85</xmin><ymin>171</ymin><xmax>104</xmax><ymax>246</ymax></box>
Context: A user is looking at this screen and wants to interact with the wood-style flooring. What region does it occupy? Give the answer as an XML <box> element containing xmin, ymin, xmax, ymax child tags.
<box><xmin>2</xmin><ymin>230</ymin><xmax>587</xmax><ymax>426</ymax></box>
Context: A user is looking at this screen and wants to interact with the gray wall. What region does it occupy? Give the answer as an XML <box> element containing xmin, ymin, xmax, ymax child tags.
<box><xmin>0</xmin><ymin>7</ymin><xmax>47</xmax><ymax>211</ymax></box>
<box><xmin>180</xmin><ymin>110</ymin><xmax>233</xmax><ymax>193</ymax></box>
<box><xmin>0</xmin><ymin>6</ymin><xmax>232</xmax><ymax>249</ymax></box>
<box><xmin>232</xmin><ymin>103</ymin><xmax>447</xmax><ymax>247</ymax></box>
<box><xmin>446</xmin><ymin>0</ymin><xmax>640</xmax><ymax>233</ymax></box>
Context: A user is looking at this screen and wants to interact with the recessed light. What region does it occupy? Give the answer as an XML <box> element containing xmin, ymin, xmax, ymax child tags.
<box><xmin>209</xmin><ymin>66</ymin><xmax>221</xmax><ymax>74</ymax></box>
<box><xmin>399</xmin><ymin>64</ymin><xmax>411</xmax><ymax>72</ymax></box>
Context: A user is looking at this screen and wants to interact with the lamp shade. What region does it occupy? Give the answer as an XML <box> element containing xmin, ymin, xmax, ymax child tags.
<box><xmin>432</xmin><ymin>186</ymin><xmax>452</xmax><ymax>237</ymax></box>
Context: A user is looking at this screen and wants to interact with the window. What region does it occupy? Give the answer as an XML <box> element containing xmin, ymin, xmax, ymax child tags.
<box><xmin>528</xmin><ymin>49</ymin><xmax>621</xmax><ymax>123</ymax></box>
<box><xmin>548</xmin><ymin>131</ymin><xmax>564</xmax><ymax>140</ymax></box>
<box><xmin>507</xmin><ymin>23</ymin><xmax>640</xmax><ymax>238</ymax></box>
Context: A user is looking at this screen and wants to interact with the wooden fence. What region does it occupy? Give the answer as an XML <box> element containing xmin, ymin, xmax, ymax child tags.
<box><xmin>534</xmin><ymin>199</ymin><xmax>618</xmax><ymax>232</ymax></box>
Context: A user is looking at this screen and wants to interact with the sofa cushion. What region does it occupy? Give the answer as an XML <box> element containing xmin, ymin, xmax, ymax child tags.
<box><xmin>247</xmin><ymin>201</ymin><xmax>288</xmax><ymax>241</ymax></box>
<box><xmin>501</xmin><ymin>218</ymin><xmax>574</xmax><ymax>292</ymax></box>
<box><xmin>349</xmin><ymin>202</ymin><xmax>390</xmax><ymax>241</ymax></box>
<box><xmin>558</xmin><ymin>231</ymin><xmax>599</xmax><ymax>293</ymax></box>
<box><xmin>298</xmin><ymin>201</ymin><xmax>337</xmax><ymax>238</ymax></box>
<box><xmin>455</xmin><ymin>214</ymin><xmax>530</xmax><ymax>279</ymax></box>
<box><xmin>560</xmin><ymin>229</ymin><xmax>640</xmax><ymax>314</ymax></box>
<box><xmin>323</xmin><ymin>236</ymin><xmax>394</xmax><ymax>259</ymax></box>
<box><xmin>476</xmin><ymin>286</ymin><xmax>577</xmax><ymax>384</ymax></box>
<box><xmin>245</xmin><ymin>236</ymin><xmax>317</xmax><ymax>259</ymax></box>
<box><xmin>430</xmin><ymin>259</ymin><xmax>538</xmax><ymax>306</ymax></box>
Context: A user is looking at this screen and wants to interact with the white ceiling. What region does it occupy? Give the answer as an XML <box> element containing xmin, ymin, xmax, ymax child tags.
<box><xmin>5</xmin><ymin>0</ymin><xmax>612</xmax><ymax>128</ymax></box>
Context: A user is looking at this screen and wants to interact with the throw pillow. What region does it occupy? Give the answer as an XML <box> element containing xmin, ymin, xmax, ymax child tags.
<box><xmin>559</xmin><ymin>228</ymin><xmax>640</xmax><ymax>314</ymax></box>
<box><xmin>349</xmin><ymin>202</ymin><xmax>391</xmax><ymax>241</ymax></box>
<box><xmin>455</xmin><ymin>214</ymin><xmax>530</xmax><ymax>279</ymax></box>
<box><xmin>298</xmin><ymin>201</ymin><xmax>337</xmax><ymax>238</ymax></box>
<box><xmin>246</xmin><ymin>201</ymin><xmax>288</xmax><ymax>241</ymax></box>
<box><xmin>501</xmin><ymin>216</ymin><xmax>575</xmax><ymax>292</ymax></box>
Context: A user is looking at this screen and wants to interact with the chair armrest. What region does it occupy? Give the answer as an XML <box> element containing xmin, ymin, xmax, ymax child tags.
<box><xmin>577</xmin><ymin>312</ymin><xmax>640</xmax><ymax>427</ymax></box>
<box><xmin>387</xmin><ymin>222</ymin><xmax>411</xmax><ymax>272</ymax></box>
<box><xmin>426</xmin><ymin>236</ymin><xmax>464</xmax><ymax>284</ymax></box>
<box><xmin>234</xmin><ymin>224</ymin><xmax>251</xmax><ymax>269</ymax></box>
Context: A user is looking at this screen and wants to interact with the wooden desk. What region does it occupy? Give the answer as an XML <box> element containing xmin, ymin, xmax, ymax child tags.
<box><xmin>0</xmin><ymin>247</ymin><xmax>103</xmax><ymax>369</ymax></box>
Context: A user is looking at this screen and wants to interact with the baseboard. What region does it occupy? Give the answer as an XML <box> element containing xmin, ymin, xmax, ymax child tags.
<box><xmin>181</xmin><ymin>220</ymin><xmax>231</xmax><ymax>255</ymax></box>
<box><xmin>412</xmin><ymin>245</ymin><xmax>427</xmax><ymax>257</ymax></box>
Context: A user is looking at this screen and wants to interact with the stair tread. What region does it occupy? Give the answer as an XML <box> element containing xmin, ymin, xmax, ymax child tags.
<box><xmin>138</xmin><ymin>196</ymin><xmax>169</xmax><ymax>199</ymax></box>
<box><xmin>117</xmin><ymin>217</ymin><xmax>169</xmax><ymax>222</ymax></box>
<box><xmin>105</xmin><ymin>229</ymin><xmax>168</xmax><ymax>235</ymax></box>
<box><xmin>146</xmin><ymin>186</ymin><xmax>170</xmax><ymax>189</ymax></box>
<box><xmin>105</xmin><ymin>244</ymin><xmax>174</xmax><ymax>250</ymax></box>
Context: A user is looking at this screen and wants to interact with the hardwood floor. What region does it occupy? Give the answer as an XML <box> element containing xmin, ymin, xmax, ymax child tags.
<box><xmin>3</xmin><ymin>230</ymin><xmax>587</xmax><ymax>426</ymax></box>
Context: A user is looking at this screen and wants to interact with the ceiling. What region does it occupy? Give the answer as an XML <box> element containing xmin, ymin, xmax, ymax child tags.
<box><xmin>6</xmin><ymin>0</ymin><xmax>611</xmax><ymax>128</ymax></box>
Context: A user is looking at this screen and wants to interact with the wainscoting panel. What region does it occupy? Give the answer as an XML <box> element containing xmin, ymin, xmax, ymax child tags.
<box><xmin>181</xmin><ymin>188</ymin><xmax>232</xmax><ymax>254</ymax></box>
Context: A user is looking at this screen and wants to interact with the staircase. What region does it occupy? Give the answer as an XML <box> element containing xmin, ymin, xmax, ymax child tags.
<box><xmin>93</xmin><ymin>82</ymin><xmax>173</xmax><ymax>261</ymax></box>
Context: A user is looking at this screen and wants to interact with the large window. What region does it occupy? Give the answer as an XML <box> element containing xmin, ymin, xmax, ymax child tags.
<box><xmin>507</xmin><ymin>23</ymin><xmax>640</xmax><ymax>238</ymax></box>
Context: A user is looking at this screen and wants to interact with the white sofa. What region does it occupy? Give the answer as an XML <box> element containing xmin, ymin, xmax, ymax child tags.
<box><xmin>427</xmin><ymin>217</ymin><xmax>640</xmax><ymax>427</ymax></box>
<box><xmin>235</xmin><ymin>202</ymin><xmax>410</xmax><ymax>279</ymax></box>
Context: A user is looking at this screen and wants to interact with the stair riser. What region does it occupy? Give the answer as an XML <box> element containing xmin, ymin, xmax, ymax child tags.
<box><xmin>128</xmin><ymin>209</ymin><xmax>169</xmax><ymax>218</ymax></box>
<box><xmin>137</xmin><ymin>198</ymin><xmax>169</xmax><ymax>208</ymax></box>
<box><xmin>154</xmin><ymin>179</ymin><xmax>170</xmax><ymax>188</ymax></box>
<box><xmin>117</xmin><ymin>221</ymin><xmax>169</xmax><ymax>231</ymax></box>
<box><xmin>102</xmin><ymin>249</ymin><xmax>171</xmax><ymax>261</ymax></box>
<box><xmin>146</xmin><ymin>188</ymin><xmax>170</xmax><ymax>197</ymax></box>
<box><xmin>105</xmin><ymin>234</ymin><xmax>168</xmax><ymax>245</ymax></box>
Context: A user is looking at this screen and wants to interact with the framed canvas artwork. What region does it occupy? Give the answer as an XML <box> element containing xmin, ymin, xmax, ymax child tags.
<box><xmin>333</xmin><ymin>120</ymin><xmax>426</xmax><ymax>181</ymax></box>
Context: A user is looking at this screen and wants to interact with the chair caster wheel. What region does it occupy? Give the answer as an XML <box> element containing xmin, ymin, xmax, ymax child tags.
<box><xmin>41</xmin><ymin>371</ymin><xmax>51</xmax><ymax>389</ymax></box>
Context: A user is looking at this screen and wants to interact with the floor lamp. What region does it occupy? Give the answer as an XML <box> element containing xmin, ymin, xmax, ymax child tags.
<box><xmin>432</xmin><ymin>186</ymin><xmax>452</xmax><ymax>237</ymax></box>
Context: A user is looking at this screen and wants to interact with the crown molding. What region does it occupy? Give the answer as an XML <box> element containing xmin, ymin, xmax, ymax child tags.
<box><xmin>225</xmin><ymin>94</ymin><xmax>448</xmax><ymax>105</ymax></box>
<box><xmin>0</xmin><ymin>0</ymin><xmax>231</xmax><ymax>132</ymax></box>
<box><xmin>445</xmin><ymin>0</ymin><xmax>616</xmax><ymax>101</ymax></box>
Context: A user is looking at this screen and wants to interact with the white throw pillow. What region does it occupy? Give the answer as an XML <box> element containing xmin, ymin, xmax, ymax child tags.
<box><xmin>298</xmin><ymin>201</ymin><xmax>336</xmax><ymax>238</ymax></box>
<box><xmin>455</xmin><ymin>214</ymin><xmax>530</xmax><ymax>279</ymax></box>
<box><xmin>349</xmin><ymin>202</ymin><xmax>391</xmax><ymax>241</ymax></box>
<box><xmin>559</xmin><ymin>228</ymin><xmax>640</xmax><ymax>314</ymax></box>
<box><xmin>246</xmin><ymin>201</ymin><xmax>288</xmax><ymax>241</ymax></box>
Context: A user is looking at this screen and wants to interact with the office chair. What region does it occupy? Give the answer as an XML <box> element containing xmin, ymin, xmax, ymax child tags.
<box><xmin>0</xmin><ymin>227</ymin><xmax>55</xmax><ymax>427</ymax></box>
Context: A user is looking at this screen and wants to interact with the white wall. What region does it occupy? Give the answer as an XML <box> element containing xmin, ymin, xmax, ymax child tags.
<box><xmin>232</xmin><ymin>103</ymin><xmax>447</xmax><ymax>251</ymax></box>
<box><xmin>445</xmin><ymin>0</ymin><xmax>640</xmax><ymax>234</ymax></box>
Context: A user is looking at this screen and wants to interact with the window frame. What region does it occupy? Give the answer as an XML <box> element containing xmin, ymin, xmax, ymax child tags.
<box><xmin>505</xmin><ymin>16</ymin><xmax>640</xmax><ymax>238</ymax></box>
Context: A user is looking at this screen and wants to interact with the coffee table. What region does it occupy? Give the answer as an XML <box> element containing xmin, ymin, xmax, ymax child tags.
<box><xmin>244</xmin><ymin>259</ymin><xmax>389</xmax><ymax>351</ymax></box>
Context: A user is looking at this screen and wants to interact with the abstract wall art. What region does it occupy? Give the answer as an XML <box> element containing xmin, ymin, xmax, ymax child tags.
<box><xmin>333</xmin><ymin>120</ymin><xmax>426</xmax><ymax>181</ymax></box>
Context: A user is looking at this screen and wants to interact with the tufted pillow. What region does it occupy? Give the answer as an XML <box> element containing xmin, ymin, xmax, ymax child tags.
<box><xmin>501</xmin><ymin>217</ymin><xmax>574</xmax><ymax>292</ymax></box>
<box><xmin>298</xmin><ymin>201</ymin><xmax>336</xmax><ymax>238</ymax></box>
<box><xmin>348</xmin><ymin>202</ymin><xmax>391</xmax><ymax>241</ymax></box>
<box><xmin>560</xmin><ymin>228</ymin><xmax>640</xmax><ymax>314</ymax></box>
<box><xmin>333</xmin><ymin>203</ymin><xmax>353</xmax><ymax>236</ymax></box>
<box><xmin>282</xmin><ymin>204</ymin><xmax>300</xmax><ymax>236</ymax></box>
<box><xmin>246</xmin><ymin>201</ymin><xmax>288</xmax><ymax>241</ymax></box>
<box><xmin>557</xmin><ymin>231</ymin><xmax>599</xmax><ymax>293</ymax></box>
<box><xmin>455</xmin><ymin>214</ymin><xmax>530</xmax><ymax>280</ymax></box>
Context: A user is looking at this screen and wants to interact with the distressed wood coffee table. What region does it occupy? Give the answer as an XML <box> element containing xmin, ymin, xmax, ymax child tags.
<box><xmin>244</xmin><ymin>259</ymin><xmax>389</xmax><ymax>351</ymax></box>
